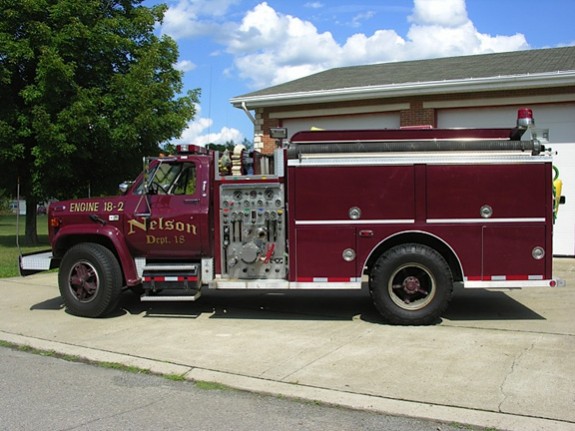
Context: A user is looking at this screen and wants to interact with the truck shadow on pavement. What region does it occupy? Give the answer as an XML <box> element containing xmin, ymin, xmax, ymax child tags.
<box><xmin>116</xmin><ymin>288</ymin><xmax>382</xmax><ymax>322</ymax></box>
<box><xmin>28</xmin><ymin>286</ymin><xmax>544</xmax><ymax>323</ymax></box>
<box><xmin>443</xmin><ymin>288</ymin><xmax>544</xmax><ymax>321</ymax></box>
<box><xmin>109</xmin><ymin>286</ymin><xmax>544</xmax><ymax>323</ymax></box>
<box><xmin>30</xmin><ymin>296</ymin><xmax>65</xmax><ymax>311</ymax></box>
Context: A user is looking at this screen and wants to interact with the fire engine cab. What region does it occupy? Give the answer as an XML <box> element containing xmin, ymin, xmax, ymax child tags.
<box><xmin>20</xmin><ymin>108</ymin><xmax>565</xmax><ymax>325</ymax></box>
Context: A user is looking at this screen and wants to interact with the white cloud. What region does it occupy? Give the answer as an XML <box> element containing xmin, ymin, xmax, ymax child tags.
<box><xmin>175</xmin><ymin>59</ymin><xmax>196</xmax><ymax>72</ymax></box>
<box><xmin>477</xmin><ymin>32</ymin><xmax>530</xmax><ymax>53</ymax></box>
<box><xmin>172</xmin><ymin>104</ymin><xmax>244</xmax><ymax>146</ymax></box>
<box><xmin>351</xmin><ymin>11</ymin><xmax>375</xmax><ymax>28</ymax></box>
<box><xmin>404</xmin><ymin>0</ymin><xmax>528</xmax><ymax>58</ymax></box>
<box><xmin>341</xmin><ymin>30</ymin><xmax>406</xmax><ymax>64</ymax></box>
<box><xmin>409</xmin><ymin>0</ymin><xmax>468</xmax><ymax>28</ymax></box>
<box><xmin>161</xmin><ymin>0</ymin><xmax>239</xmax><ymax>40</ymax></box>
<box><xmin>188</xmin><ymin>126</ymin><xmax>244</xmax><ymax>147</ymax></box>
<box><xmin>223</xmin><ymin>0</ymin><xmax>528</xmax><ymax>88</ymax></box>
<box><xmin>227</xmin><ymin>2</ymin><xmax>341</xmax><ymax>86</ymax></box>
<box><xmin>304</xmin><ymin>2</ymin><xmax>323</xmax><ymax>9</ymax></box>
<box><xmin>158</xmin><ymin>0</ymin><xmax>529</xmax><ymax>89</ymax></box>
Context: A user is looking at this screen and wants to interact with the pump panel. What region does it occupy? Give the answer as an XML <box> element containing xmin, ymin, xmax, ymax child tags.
<box><xmin>219</xmin><ymin>183</ymin><xmax>287</xmax><ymax>279</ymax></box>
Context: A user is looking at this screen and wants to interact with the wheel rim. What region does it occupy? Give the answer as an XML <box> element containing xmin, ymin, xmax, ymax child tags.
<box><xmin>67</xmin><ymin>260</ymin><xmax>100</xmax><ymax>303</ymax></box>
<box><xmin>388</xmin><ymin>263</ymin><xmax>436</xmax><ymax>311</ymax></box>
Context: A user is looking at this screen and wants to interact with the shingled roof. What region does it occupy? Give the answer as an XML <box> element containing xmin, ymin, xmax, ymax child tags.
<box><xmin>231</xmin><ymin>46</ymin><xmax>575</xmax><ymax>108</ymax></box>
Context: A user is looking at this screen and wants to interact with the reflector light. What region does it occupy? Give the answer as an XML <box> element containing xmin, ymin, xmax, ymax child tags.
<box><xmin>532</xmin><ymin>246</ymin><xmax>545</xmax><ymax>260</ymax></box>
<box><xmin>342</xmin><ymin>248</ymin><xmax>356</xmax><ymax>262</ymax></box>
<box><xmin>50</xmin><ymin>217</ymin><xmax>61</xmax><ymax>228</ymax></box>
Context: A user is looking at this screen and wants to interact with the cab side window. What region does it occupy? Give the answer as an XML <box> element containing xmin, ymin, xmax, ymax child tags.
<box><xmin>138</xmin><ymin>162</ymin><xmax>197</xmax><ymax>196</ymax></box>
<box><xmin>172</xmin><ymin>163</ymin><xmax>196</xmax><ymax>195</ymax></box>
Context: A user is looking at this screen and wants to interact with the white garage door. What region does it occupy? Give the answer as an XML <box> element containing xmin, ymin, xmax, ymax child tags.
<box><xmin>283</xmin><ymin>112</ymin><xmax>400</xmax><ymax>139</ymax></box>
<box><xmin>438</xmin><ymin>104</ymin><xmax>575</xmax><ymax>256</ymax></box>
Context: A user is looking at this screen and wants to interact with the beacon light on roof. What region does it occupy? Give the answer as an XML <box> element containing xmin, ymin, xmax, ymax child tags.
<box><xmin>176</xmin><ymin>144</ymin><xmax>207</xmax><ymax>155</ymax></box>
<box><xmin>517</xmin><ymin>108</ymin><xmax>534</xmax><ymax>128</ymax></box>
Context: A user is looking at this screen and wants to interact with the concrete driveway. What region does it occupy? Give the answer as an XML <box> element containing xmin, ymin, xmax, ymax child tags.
<box><xmin>1</xmin><ymin>258</ymin><xmax>574</xmax><ymax>431</ymax></box>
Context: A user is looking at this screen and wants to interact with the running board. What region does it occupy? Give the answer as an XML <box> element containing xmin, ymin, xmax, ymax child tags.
<box><xmin>140</xmin><ymin>291</ymin><xmax>202</xmax><ymax>302</ymax></box>
<box><xmin>143</xmin><ymin>263</ymin><xmax>197</xmax><ymax>272</ymax></box>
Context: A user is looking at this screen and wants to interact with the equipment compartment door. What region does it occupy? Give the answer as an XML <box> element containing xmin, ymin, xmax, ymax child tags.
<box><xmin>294</xmin><ymin>227</ymin><xmax>357</xmax><ymax>281</ymax></box>
<box><xmin>482</xmin><ymin>226</ymin><xmax>547</xmax><ymax>280</ymax></box>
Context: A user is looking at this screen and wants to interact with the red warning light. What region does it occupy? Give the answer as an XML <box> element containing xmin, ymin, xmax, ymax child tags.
<box><xmin>517</xmin><ymin>108</ymin><xmax>534</xmax><ymax>128</ymax></box>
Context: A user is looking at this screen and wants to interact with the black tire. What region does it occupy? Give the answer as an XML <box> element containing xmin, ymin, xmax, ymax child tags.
<box><xmin>58</xmin><ymin>243</ymin><xmax>122</xmax><ymax>318</ymax></box>
<box><xmin>369</xmin><ymin>243</ymin><xmax>453</xmax><ymax>325</ymax></box>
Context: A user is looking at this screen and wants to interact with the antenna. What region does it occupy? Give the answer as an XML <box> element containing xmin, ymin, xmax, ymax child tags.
<box><xmin>16</xmin><ymin>176</ymin><xmax>21</xmax><ymax>254</ymax></box>
<box><xmin>208</xmin><ymin>64</ymin><xmax>213</xmax><ymax>138</ymax></box>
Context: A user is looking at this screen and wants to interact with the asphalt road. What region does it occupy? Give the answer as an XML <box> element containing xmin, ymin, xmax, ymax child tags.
<box><xmin>0</xmin><ymin>346</ymin><xmax>481</xmax><ymax>431</ymax></box>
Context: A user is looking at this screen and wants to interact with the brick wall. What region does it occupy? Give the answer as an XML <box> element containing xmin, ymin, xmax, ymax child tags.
<box><xmin>254</xmin><ymin>110</ymin><xmax>281</xmax><ymax>154</ymax></box>
<box><xmin>400</xmin><ymin>101</ymin><xmax>436</xmax><ymax>127</ymax></box>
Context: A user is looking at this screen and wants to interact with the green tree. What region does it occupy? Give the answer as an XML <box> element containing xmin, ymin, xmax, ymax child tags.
<box><xmin>0</xmin><ymin>0</ymin><xmax>199</xmax><ymax>244</ymax></box>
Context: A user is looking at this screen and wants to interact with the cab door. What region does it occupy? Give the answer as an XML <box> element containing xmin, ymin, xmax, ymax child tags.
<box><xmin>122</xmin><ymin>157</ymin><xmax>209</xmax><ymax>259</ymax></box>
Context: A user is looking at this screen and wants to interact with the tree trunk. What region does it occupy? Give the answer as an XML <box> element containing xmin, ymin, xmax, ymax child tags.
<box><xmin>25</xmin><ymin>198</ymin><xmax>38</xmax><ymax>246</ymax></box>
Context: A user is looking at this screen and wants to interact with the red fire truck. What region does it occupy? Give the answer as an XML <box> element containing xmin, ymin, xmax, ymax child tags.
<box><xmin>20</xmin><ymin>108</ymin><xmax>564</xmax><ymax>324</ymax></box>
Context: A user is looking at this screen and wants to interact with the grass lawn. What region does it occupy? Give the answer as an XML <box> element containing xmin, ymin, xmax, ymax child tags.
<box><xmin>0</xmin><ymin>215</ymin><xmax>49</xmax><ymax>278</ymax></box>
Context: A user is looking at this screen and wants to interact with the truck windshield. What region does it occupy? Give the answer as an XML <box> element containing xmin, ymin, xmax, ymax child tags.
<box><xmin>134</xmin><ymin>162</ymin><xmax>196</xmax><ymax>195</ymax></box>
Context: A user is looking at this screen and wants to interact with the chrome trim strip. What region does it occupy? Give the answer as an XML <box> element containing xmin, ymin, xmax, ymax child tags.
<box><xmin>212</xmin><ymin>280</ymin><xmax>290</xmax><ymax>289</ymax></box>
<box><xmin>210</xmin><ymin>280</ymin><xmax>362</xmax><ymax>290</ymax></box>
<box><xmin>287</xmin><ymin>153</ymin><xmax>552</xmax><ymax>167</ymax></box>
<box><xmin>427</xmin><ymin>218</ymin><xmax>545</xmax><ymax>224</ymax></box>
<box><xmin>464</xmin><ymin>279</ymin><xmax>554</xmax><ymax>288</ymax></box>
<box><xmin>290</xmin><ymin>282</ymin><xmax>362</xmax><ymax>290</ymax></box>
<box><xmin>295</xmin><ymin>219</ymin><xmax>416</xmax><ymax>226</ymax></box>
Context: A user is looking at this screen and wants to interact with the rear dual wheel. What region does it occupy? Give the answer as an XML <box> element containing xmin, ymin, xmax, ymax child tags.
<box><xmin>58</xmin><ymin>243</ymin><xmax>122</xmax><ymax>318</ymax></box>
<box><xmin>370</xmin><ymin>244</ymin><xmax>453</xmax><ymax>325</ymax></box>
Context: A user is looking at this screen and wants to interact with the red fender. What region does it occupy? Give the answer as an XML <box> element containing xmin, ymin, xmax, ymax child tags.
<box><xmin>53</xmin><ymin>224</ymin><xmax>140</xmax><ymax>286</ymax></box>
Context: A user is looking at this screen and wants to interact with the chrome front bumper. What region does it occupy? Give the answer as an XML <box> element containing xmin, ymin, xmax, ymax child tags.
<box><xmin>19</xmin><ymin>250</ymin><xmax>58</xmax><ymax>276</ymax></box>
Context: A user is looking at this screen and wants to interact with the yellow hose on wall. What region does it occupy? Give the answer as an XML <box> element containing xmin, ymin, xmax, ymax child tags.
<box><xmin>553</xmin><ymin>165</ymin><xmax>562</xmax><ymax>222</ymax></box>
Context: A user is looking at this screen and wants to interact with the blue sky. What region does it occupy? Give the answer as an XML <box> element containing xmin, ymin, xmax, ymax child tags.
<box><xmin>142</xmin><ymin>0</ymin><xmax>575</xmax><ymax>146</ymax></box>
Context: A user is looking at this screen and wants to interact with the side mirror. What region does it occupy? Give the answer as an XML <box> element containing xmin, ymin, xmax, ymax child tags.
<box><xmin>119</xmin><ymin>181</ymin><xmax>133</xmax><ymax>194</ymax></box>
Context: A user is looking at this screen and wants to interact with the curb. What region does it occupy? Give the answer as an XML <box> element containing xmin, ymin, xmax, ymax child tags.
<box><xmin>1</xmin><ymin>330</ymin><xmax>574</xmax><ymax>431</ymax></box>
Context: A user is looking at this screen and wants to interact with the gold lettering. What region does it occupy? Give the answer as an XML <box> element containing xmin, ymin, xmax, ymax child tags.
<box><xmin>127</xmin><ymin>217</ymin><xmax>198</xmax><ymax>236</ymax></box>
<box><xmin>147</xmin><ymin>235</ymin><xmax>169</xmax><ymax>245</ymax></box>
<box><xmin>128</xmin><ymin>218</ymin><xmax>147</xmax><ymax>235</ymax></box>
<box><xmin>69</xmin><ymin>201</ymin><xmax>100</xmax><ymax>212</ymax></box>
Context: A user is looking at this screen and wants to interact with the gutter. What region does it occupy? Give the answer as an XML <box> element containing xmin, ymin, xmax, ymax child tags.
<box><xmin>230</xmin><ymin>71</ymin><xmax>575</xmax><ymax>109</ymax></box>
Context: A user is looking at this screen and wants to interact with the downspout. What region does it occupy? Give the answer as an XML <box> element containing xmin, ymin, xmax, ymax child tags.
<box><xmin>241</xmin><ymin>101</ymin><xmax>256</xmax><ymax>125</ymax></box>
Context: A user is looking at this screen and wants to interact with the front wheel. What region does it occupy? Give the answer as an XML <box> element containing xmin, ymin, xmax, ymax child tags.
<box><xmin>369</xmin><ymin>244</ymin><xmax>453</xmax><ymax>325</ymax></box>
<box><xmin>58</xmin><ymin>243</ymin><xmax>123</xmax><ymax>318</ymax></box>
